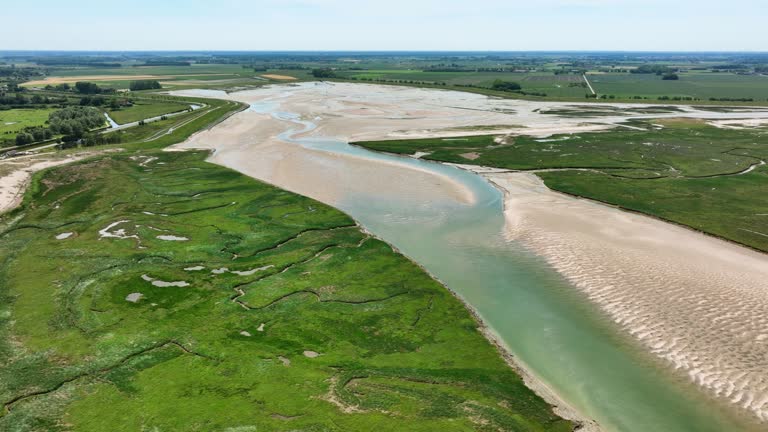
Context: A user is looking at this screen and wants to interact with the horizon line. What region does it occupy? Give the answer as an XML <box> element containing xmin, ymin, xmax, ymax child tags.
<box><xmin>2</xmin><ymin>49</ymin><xmax>768</xmax><ymax>54</ymax></box>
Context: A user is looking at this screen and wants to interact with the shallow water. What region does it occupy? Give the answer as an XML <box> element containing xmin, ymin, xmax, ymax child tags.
<box><xmin>264</xmin><ymin>105</ymin><xmax>759</xmax><ymax>431</ymax></box>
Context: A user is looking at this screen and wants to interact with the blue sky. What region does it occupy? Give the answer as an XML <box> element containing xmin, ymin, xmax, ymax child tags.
<box><xmin>3</xmin><ymin>0</ymin><xmax>766</xmax><ymax>51</ymax></box>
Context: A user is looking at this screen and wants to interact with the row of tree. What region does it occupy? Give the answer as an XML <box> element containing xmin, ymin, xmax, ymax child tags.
<box><xmin>311</xmin><ymin>69</ymin><xmax>337</xmax><ymax>78</ymax></box>
<box><xmin>13</xmin><ymin>106</ymin><xmax>105</xmax><ymax>146</ymax></box>
<box><xmin>13</xmin><ymin>128</ymin><xmax>53</xmax><ymax>145</ymax></box>
<box><xmin>0</xmin><ymin>93</ymin><xmax>67</xmax><ymax>107</ymax></box>
<box><xmin>490</xmin><ymin>80</ymin><xmax>522</xmax><ymax>92</ymax></box>
<box><xmin>129</xmin><ymin>80</ymin><xmax>162</xmax><ymax>91</ymax></box>
<box><xmin>631</xmin><ymin>65</ymin><xmax>678</xmax><ymax>75</ymax></box>
<box><xmin>75</xmin><ymin>81</ymin><xmax>116</xmax><ymax>94</ymax></box>
<box><xmin>58</xmin><ymin>131</ymin><xmax>122</xmax><ymax>149</ymax></box>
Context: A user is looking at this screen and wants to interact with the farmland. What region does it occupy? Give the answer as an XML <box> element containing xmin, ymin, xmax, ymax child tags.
<box><xmin>0</xmin><ymin>149</ymin><xmax>571</xmax><ymax>431</ymax></box>
<box><xmin>20</xmin><ymin>64</ymin><xmax>310</xmax><ymax>91</ymax></box>
<box><xmin>588</xmin><ymin>71</ymin><xmax>768</xmax><ymax>100</ymax></box>
<box><xmin>354</xmin><ymin>118</ymin><xmax>768</xmax><ymax>252</ymax></box>
<box><xmin>0</xmin><ymin>92</ymin><xmax>213</xmax><ymax>148</ymax></box>
<box><xmin>6</xmin><ymin>51</ymin><xmax>768</xmax><ymax>103</ymax></box>
<box><xmin>336</xmin><ymin>70</ymin><xmax>590</xmax><ymax>98</ymax></box>
<box><xmin>106</xmin><ymin>100</ymin><xmax>189</xmax><ymax>124</ymax></box>
<box><xmin>0</xmin><ymin>108</ymin><xmax>55</xmax><ymax>135</ymax></box>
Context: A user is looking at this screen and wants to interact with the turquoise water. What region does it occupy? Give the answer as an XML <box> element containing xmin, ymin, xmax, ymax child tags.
<box><xmin>268</xmin><ymin>105</ymin><xmax>757</xmax><ymax>432</ymax></box>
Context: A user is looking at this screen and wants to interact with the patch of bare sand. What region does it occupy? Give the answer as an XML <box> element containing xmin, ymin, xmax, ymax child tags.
<box><xmin>261</xmin><ymin>74</ymin><xmax>297</xmax><ymax>81</ymax></box>
<box><xmin>709</xmin><ymin>118</ymin><xmax>768</xmax><ymax>130</ymax></box>
<box><xmin>482</xmin><ymin>170</ymin><xmax>768</xmax><ymax>422</ymax></box>
<box><xmin>0</xmin><ymin>150</ymin><xmax>120</xmax><ymax>215</ymax></box>
<box><xmin>175</xmin><ymin>110</ymin><xmax>475</xmax><ymax>206</ymax></box>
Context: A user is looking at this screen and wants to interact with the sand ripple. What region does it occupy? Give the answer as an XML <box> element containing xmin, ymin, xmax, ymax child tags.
<box><xmin>491</xmin><ymin>172</ymin><xmax>768</xmax><ymax>422</ymax></box>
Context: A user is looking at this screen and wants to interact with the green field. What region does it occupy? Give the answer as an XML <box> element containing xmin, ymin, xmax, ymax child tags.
<box><xmin>355</xmin><ymin>119</ymin><xmax>768</xmax><ymax>252</ymax></box>
<box><xmin>52</xmin><ymin>64</ymin><xmax>250</xmax><ymax>78</ymax></box>
<box><xmin>107</xmin><ymin>100</ymin><xmax>189</xmax><ymax>124</ymax></box>
<box><xmin>0</xmin><ymin>108</ymin><xmax>569</xmax><ymax>430</ymax></box>
<box><xmin>336</xmin><ymin>70</ymin><xmax>589</xmax><ymax>98</ymax></box>
<box><xmin>589</xmin><ymin>71</ymin><xmax>768</xmax><ymax>100</ymax></box>
<box><xmin>0</xmin><ymin>108</ymin><xmax>55</xmax><ymax>135</ymax></box>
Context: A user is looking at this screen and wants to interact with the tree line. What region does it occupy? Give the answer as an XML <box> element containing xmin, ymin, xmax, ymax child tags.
<box><xmin>129</xmin><ymin>80</ymin><xmax>162</xmax><ymax>91</ymax></box>
<box><xmin>311</xmin><ymin>69</ymin><xmax>337</xmax><ymax>78</ymax></box>
<box><xmin>13</xmin><ymin>106</ymin><xmax>105</xmax><ymax>146</ymax></box>
<box><xmin>631</xmin><ymin>65</ymin><xmax>678</xmax><ymax>75</ymax></box>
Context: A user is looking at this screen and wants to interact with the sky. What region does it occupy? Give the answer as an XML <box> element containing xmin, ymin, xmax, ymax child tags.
<box><xmin>2</xmin><ymin>0</ymin><xmax>766</xmax><ymax>51</ymax></box>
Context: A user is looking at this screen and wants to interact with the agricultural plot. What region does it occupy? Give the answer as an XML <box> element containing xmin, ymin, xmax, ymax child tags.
<box><xmin>589</xmin><ymin>72</ymin><xmax>768</xmax><ymax>100</ymax></box>
<box><xmin>339</xmin><ymin>70</ymin><xmax>589</xmax><ymax>97</ymax></box>
<box><xmin>0</xmin><ymin>150</ymin><xmax>570</xmax><ymax>431</ymax></box>
<box><xmin>21</xmin><ymin>65</ymin><xmax>259</xmax><ymax>89</ymax></box>
<box><xmin>107</xmin><ymin>100</ymin><xmax>190</xmax><ymax>124</ymax></box>
<box><xmin>50</xmin><ymin>64</ymin><xmax>250</xmax><ymax>78</ymax></box>
<box><xmin>355</xmin><ymin>119</ymin><xmax>768</xmax><ymax>252</ymax></box>
<box><xmin>0</xmin><ymin>108</ymin><xmax>55</xmax><ymax>135</ymax></box>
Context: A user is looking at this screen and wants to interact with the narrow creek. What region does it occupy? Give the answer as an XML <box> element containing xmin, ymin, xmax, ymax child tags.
<box><xmin>250</xmin><ymin>102</ymin><xmax>761</xmax><ymax>432</ymax></box>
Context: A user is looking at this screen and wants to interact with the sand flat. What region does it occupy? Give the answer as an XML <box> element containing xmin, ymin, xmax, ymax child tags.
<box><xmin>484</xmin><ymin>171</ymin><xmax>768</xmax><ymax>422</ymax></box>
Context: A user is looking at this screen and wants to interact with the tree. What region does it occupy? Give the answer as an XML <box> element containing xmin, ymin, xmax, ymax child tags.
<box><xmin>491</xmin><ymin>80</ymin><xmax>522</xmax><ymax>92</ymax></box>
<box><xmin>15</xmin><ymin>133</ymin><xmax>33</xmax><ymax>145</ymax></box>
<box><xmin>662</xmin><ymin>73</ymin><xmax>680</xmax><ymax>81</ymax></box>
<box><xmin>75</xmin><ymin>81</ymin><xmax>102</xmax><ymax>94</ymax></box>
<box><xmin>129</xmin><ymin>80</ymin><xmax>162</xmax><ymax>91</ymax></box>
<box><xmin>48</xmin><ymin>106</ymin><xmax>106</xmax><ymax>140</ymax></box>
<box><xmin>14</xmin><ymin>93</ymin><xmax>28</xmax><ymax>104</ymax></box>
<box><xmin>311</xmin><ymin>69</ymin><xmax>336</xmax><ymax>79</ymax></box>
<box><xmin>631</xmin><ymin>65</ymin><xmax>676</xmax><ymax>75</ymax></box>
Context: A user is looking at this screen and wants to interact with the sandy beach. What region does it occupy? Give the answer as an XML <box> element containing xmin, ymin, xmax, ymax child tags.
<box><xmin>168</xmin><ymin>82</ymin><xmax>768</xmax><ymax>425</ymax></box>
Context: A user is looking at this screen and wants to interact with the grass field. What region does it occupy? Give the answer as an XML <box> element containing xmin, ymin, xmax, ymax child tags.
<box><xmin>0</xmin><ymin>150</ymin><xmax>570</xmax><ymax>431</ymax></box>
<box><xmin>355</xmin><ymin>119</ymin><xmax>768</xmax><ymax>252</ymax></box>
<box><xmin>19</xmin><ymin>58</ymin><xmax>768</xmax><ymax>104</ymax></box>
<box><xmin>51</xmin><ymin>64</ymin><xmax>250</xmax><ymax>78</ymax></box>
<box><xmin>337</xmin><ymin>70</ymin><xmax>589</xmax><ymax>98</ymax></box>
<box><xmin>0</xmin><ymin>108</ymin><xmax>55</xmax><ymax>135</ymax></box>
<box><xmin>25</xmin><ymin>65</ymin><xmax>309</xmax><ymax>91</ymax></box>
<box><xmin>0</xmin><ymin>91</ymin><xmax>569</xmax><ymax>430</ymax></box>
<box><xmin>589</xmin><ymin>71</ymin><xmax>768</xmax><ymax>100</ymax></box>
<box><xmin>107</xmin><ymin>100</ymin><xmax>189</xmax><ymax>124</ymax></box>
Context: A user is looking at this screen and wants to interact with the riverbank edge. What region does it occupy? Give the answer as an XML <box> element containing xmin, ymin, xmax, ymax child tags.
<box><xmin>353</xmin><ymin>221</ymin><xmax>601</xmax><ymax>431</ymax></box>
<box><xmin>451</xmin><ymin>162</ymin><xmax>768</xmax><ymax>429</ymax></box>
<box><xmin>174</xmin><ymin>137</ymin><xmax>600</xmax><ymax>430</ymax></box>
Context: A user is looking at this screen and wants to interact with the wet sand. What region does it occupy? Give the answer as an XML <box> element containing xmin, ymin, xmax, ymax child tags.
<box><xmin>170</xmin><ymin>82</ymin><xmax>768</xmax><ymax>425</ymax></box>
<box><xmin>475</xmin><ymin>171</ymin><xmax>768</xmax><ymax>422</ymax></box>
